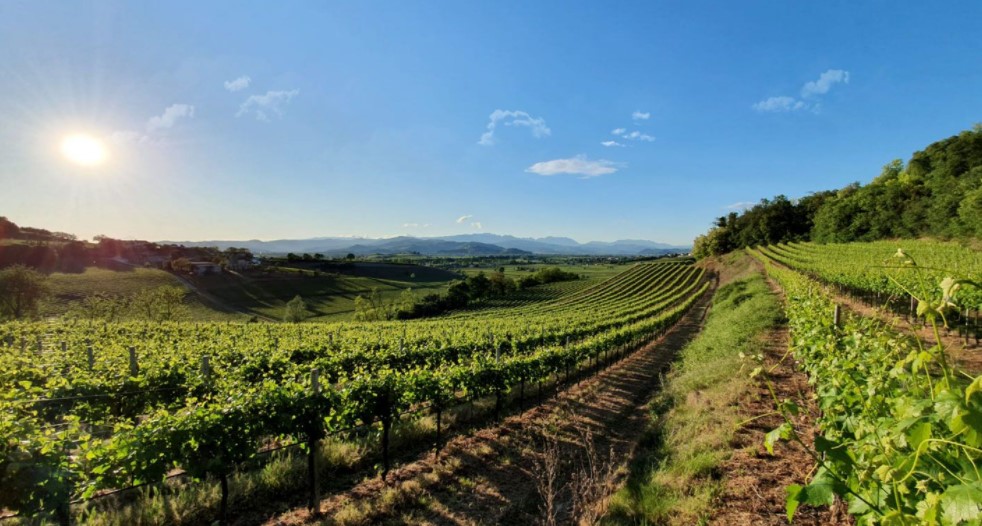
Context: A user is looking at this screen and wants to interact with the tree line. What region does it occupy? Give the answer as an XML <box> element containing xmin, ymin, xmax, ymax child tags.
<box><xmin>694</xmin><ymin>125</ymin><xmax>982</xmax><ymax>257</ymax></box>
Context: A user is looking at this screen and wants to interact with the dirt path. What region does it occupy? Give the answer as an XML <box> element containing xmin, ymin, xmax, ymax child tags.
<box><xmin>263</xmin><ymin>288</ymin><xmax>716</xmax><ymax>526</ymax></box>
<box><xmin>708</xmin><ymin>274</ymin><xmax>850</xmax><ymax>525</ymax></box>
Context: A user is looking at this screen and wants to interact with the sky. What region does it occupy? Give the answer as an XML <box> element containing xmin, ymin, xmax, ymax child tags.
<box><xmin>1</xmin><ymin>1</ymin><xmax>981</xmax><ymax>246</ymax></box>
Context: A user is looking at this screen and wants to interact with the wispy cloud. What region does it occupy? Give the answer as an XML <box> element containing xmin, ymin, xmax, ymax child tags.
<box><xmin>753</xmin><ymin>69</ymin><xmax>850</xmax><ymax>113</ymax></box>
<box><xmin>752</xmin><ymin>96</ymin><xmax>805</xmax><ymax>113</ymax></box>
<box><xmin>623</xmin><ymin>130</ymin><xmax>654</xmax><ymax>142</ymax></box>
<box><xmin>471</xmin><ymin>222</ymin><xmax>483</xmax><ymax>230</ymax></box>
<box><xmin>237</xmin><ymin>89</ymin><xmax>300</xmax><ymax>121</ymax></box>
<box><xmin>456</xmin><ymin>215</ymin><xmax>473</xmax><ymax>224</ymax></box>
<box><xmin>224</xmin><ymin>75</ymin><xmax>251</xmax><ymax>92</ymax></box>
<box><xmin>801</xmin><ymin>69</ymin><xmax>849</xmax><ymax>98</ymax></box>
<box><xmin>632</xmin><ymin>111</ymin><xmax>650</xmax><ymax>121</ymax></box>
<box><xmin>601</xmin><ymin>140</ymin><xmax>625</xmax><ymax>147</ymax></box>
<box><xmin>111</xmin><ymin>103</ymin><xmax>195</xmax><ymax>144</ymax></box>
<box><xmin>526</xmin><ymin>155</ymin><xmax>622</xmax><ymax>178</ymax></box>
<box><xmin>402</xmin><ymin>223</ymin><xmax>430</xmax><ymax>228</ymax></box>
<box><xmin>724</xmin><ymin>201</ymin><xmax>756</xmax><ymax>211</ymax></box>
<box><xmin>478</xmin><ymin>109</ymin><xmax>550</xmax><ymax>146</ymax></box>
<box><xmin>611</xmin><ymin>128</ymin><xmax>654</xmax><ymax>142</ymax></box>
<box><xmin>146</xmin><ymin>104</ymin><xmax>195</xmax><ymax>132</ymax></box>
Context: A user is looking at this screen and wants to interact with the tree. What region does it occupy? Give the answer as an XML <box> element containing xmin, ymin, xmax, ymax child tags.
<box><xmin>284</xmin><ymin>295</ymin><xmax>308</xmax><ymax>322</ymax></box>
<box><xmin>345</xmin><ymin>253</ymin><xmax>356</xmax><ymax>261</ymax></box>
<box><xmin>0</xmin><ymin>216</ymin><xmax>20</xmax><ymax>239</ymax></box>
<box><xmin>353</xmin><ymin>288</ymin><xmax>394</xmax><ymax>321</ymax></box>
<box><xmin>130</xmin><ymin>286</ymin><xmax>190</xmax><ymax>322</ymax></box>
<box><xmin>488</xmin><ymin>270</ymin><xmax>516</xmax><ymax>296</ymax></box>
<box><xmin>398</xmin><ymin>288</ymin><xmax>417</xmax><ymax>314</ymax></box>
<box><xmin>0</xmin><ymin>265</ymin><xmax>48</xmax><ymax>320</ymax></box>
<box><xmin>958</xmin><ymin>186</ymin><xmax>982</xmax><ymax>237</ymax></box>
<box><xmin>170</xmin><ymin>257</ymin><xmax>192</xmax><ymax>273</ymax></box>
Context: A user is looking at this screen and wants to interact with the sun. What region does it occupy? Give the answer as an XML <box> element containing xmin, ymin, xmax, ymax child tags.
<box><xmin>60</xmin><ymin>134</ymin><xmax>108</xmax><ymax>166</ymax></box>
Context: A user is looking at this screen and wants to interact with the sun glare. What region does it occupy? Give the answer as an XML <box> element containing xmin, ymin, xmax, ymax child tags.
<box><xmin>60</xmin><ymin>134</ymin><xmax>108</xmax><ymax>166</ymax></box>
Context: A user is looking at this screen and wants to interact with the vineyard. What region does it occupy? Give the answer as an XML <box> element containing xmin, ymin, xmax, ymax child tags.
<box><xmin>759</xmin><ymin>240</ymin><xmax>982</xmax><ymax>323</ymax></box>
<box><xmin>750</xmin><ymin>244</ymin><xmax>982</xmax><ymax>525</ymax></box>
<box><xmin>0</xmin><ymin>260</ymin><xmax>709</xmax><ymax>524</ymax></box>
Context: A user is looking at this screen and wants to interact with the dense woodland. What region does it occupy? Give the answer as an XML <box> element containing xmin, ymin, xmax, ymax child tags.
<box><xmin>694</xmin><ymin>125</ymin><xmax>982</xmax><ymax>257</ymax></box>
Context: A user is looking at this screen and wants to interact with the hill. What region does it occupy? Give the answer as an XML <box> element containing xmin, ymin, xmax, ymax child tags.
<box><xmin>694</xmin><ymin>124</ymin><xmax>982</xmax><ymax>256</ymax></box>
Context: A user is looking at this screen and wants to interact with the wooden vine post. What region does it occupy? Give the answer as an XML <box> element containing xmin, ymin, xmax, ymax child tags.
<box><xmin>308</xmin><ymin>368</ymin><xmax>321</xmax><ymax>513</ymax></box>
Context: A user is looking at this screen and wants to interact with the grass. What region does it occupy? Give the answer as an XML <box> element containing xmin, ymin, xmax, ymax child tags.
<box><xmin>459</xmin><ymin>262</ymin><xmax>626</xmax><ymax>282</ymax></box>
<box><xmin>196</xmin><ymin>262</ymin><xmax>459</xmax><ymax>322</ymax></box>
<box><xmin>38</xmin><ymin>262</ymin><xmax>461</xmax><ymax>323</ymax></box>
<box><xmin>42</xmin><ymin>267</ymin><xmax>244</xmax><ymax>321</ymax></box>
<box><xmin>71</xmin><ymin>437</ymin><xmax>364</xmax><ymax>526</ymax></box>
<box><xmin>602</xmin><ymin>266</ymin><xmax>782</xmax><ymax>526</ymax></box>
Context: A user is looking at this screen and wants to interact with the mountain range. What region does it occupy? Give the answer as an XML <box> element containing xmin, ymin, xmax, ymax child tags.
<box><xmin>160</xmin><ymin>234</ymin><xmax>690</xmax><ymax>257</ymax></box>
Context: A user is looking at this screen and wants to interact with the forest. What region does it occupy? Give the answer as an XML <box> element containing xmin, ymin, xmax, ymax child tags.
<box><xmin>694</xmin><ymin>125</ymin><xmax>982</xmax><ymax>257</ymax></box>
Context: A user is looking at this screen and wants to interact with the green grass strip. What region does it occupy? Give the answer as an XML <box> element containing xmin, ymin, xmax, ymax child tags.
<box><xmin>603</xmin><ymin>271</ymin><xmax>782</xmax><ymax>526</ymax></box>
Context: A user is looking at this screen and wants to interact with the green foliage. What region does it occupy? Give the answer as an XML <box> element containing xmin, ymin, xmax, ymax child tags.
<box><xmin>283</xmin><ymin>294</ymin><xmax>308</xmax><ymax>323</ymax></box>
<box><xmin>517</xmin><ymin>266</ymin><xmax>579</xmax><ymax>289</ymax></box>
<box><xmin>0</xmin><ymin>265</ymin><xmax>48</xmax><ymax>320</ymax></box>
<box><xmin>752</xmin><ymin>248</ymin><xmax>982</xmax><ymax>525</ymax></box>
<box><xmin>696</xmin><ymin>126</ymin><xmax>982</xmax><ymax>255</ymax></box>
<box><xmin>353</xmin><ymin>288</ymin><xmax>395</xmax><ymax>321</ymax></box>
<box><xmin>604</xmin><ymin>273</ymin><xmax>782</xmax><ymax>525</ymax></box>
<box><xmin>0</xmin><ymin>261</ymin><xmax>710</xmax><ymax>521</ymax></box>
<box><xmin>65</xmin><ymin>285</ymin><xmax>191</xmax><ymax>323</ymax></box>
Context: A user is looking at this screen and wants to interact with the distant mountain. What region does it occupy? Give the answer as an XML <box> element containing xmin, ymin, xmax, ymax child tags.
<box><xmin>161</xmin><ymin>234</ymin><xmax>689</xmax><ymax>256</ymax></box>
<box><xmin>338</xmin><ymin>237</ymin><xmax>531</xmax><ymax>256</ymax></box>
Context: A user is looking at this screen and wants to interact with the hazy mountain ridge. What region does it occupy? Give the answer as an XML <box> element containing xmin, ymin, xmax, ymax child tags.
<box><xmin>160</xmin><ymin>234</ymin><xmax>690</xmax><ymax>256</ymax></box>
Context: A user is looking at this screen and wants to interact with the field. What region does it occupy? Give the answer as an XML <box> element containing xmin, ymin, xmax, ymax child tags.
<box><xmin>38</xmin><ymin>262</ymin><xmax>464</xmax><ymax>323</ymax></box>
<box><xmin>4</xmin><ymin>242</ymin><xmax>982</xmax><ymax>525</ymax></box>
<box><xmin>191</xmin><ymin>262</ymin><xmax>462</xmax><ymax>321</ymax></box>
<box><xmin>42</xmin><ymin>267</ymin><xmax>246</xmax><ymax>322</ymax></box>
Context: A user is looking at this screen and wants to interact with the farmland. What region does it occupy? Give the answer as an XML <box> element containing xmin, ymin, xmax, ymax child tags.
<box><xmin>1</xmin><ymin>260</ymin><xmax>709</xmax><ymax>524</ymax></box>
<box><xmin>3</xmin><ymin>240</ymin><xmax>982</xmax><ymax>525</ymax></box>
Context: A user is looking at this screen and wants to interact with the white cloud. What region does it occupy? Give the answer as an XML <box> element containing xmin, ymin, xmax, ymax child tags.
<box><xmin>146</xmin><ymin>104</ymin><xmax>195</xmax><ymax>132</ymax></box>
<box><xmin>601</xmin><ymin>140</ymin><xmax>625</xmax><ymax>147</ymax></box>
<box><xmin>801</xmin><ymin>69</ymin><xmax>849</xmax><ymax>98</ymax></box>
<box><xmin>237</xmin><ymin>89</ymin><xmax>300</xmax><ymax>121</ymax></box>
<box><xmin>623</xmin><ymin>130</ymin><xmax>655</xmax><ymax>142</ymax></box>
<box><xmin>471</xmin><ymin>222</ymin><xmax>483</xmax><ymax>230</ymax></box>
<box><xmin>111</xmin><ymin>103</ymin><xmax>195</xmax><ymax>144</ymax></box>
<box><xmin>525</xmin><ymin>155</ymin><xmax>622</xmax><ymax>178</ymax></box>
<box><xmin>632</xmin><ymin>111</ymin><xmax>650</xmax><ymax>120</ymax></box>
<box><xmin>752</xmin><ymin>96</ymin><xmax>806</xmax><ymax>113</ymax></box>
<box><xmin>224</xmin><ymin>75</ymin><xmax>252</xmax><ymax>92</ymax></box>
<box><xmin>456</xmin><ymin>215</ymin><xmax>473</xmax><ymax>224</ymax></box>
<box><xmin>724</xmin><ymin>201</ymin><xmax>756</xmax><ymax>211</ymax></box>
<box><xmin>478</xmin><ymin>109</ymin><xmax>550</xmax><ymax>145</ymax></box>
<box><xmin>754</xmin><ymin>69</ymin><xmax>850</xmax><ymax>113</ymax></box>
<box><xmin>611</xmin><ymin>129</ymin><xmax>654</xmax><ymax>141</ymax></box>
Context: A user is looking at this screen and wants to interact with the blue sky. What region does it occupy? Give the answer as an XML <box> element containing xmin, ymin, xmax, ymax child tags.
<box><xmin>2</xmin><ymin>1</ymin><xmax>981</xmax><ymax>245</ymax></box>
